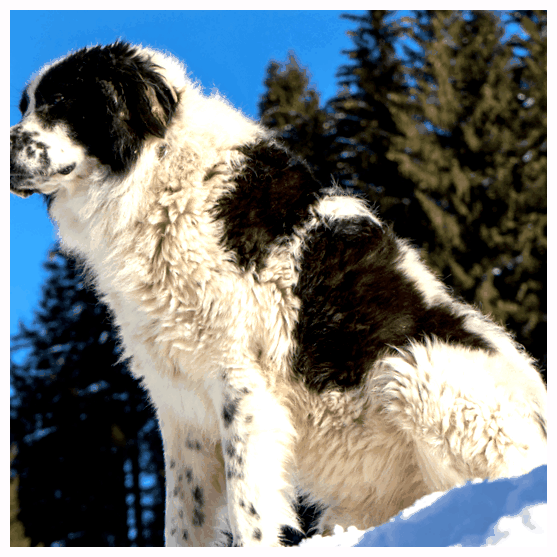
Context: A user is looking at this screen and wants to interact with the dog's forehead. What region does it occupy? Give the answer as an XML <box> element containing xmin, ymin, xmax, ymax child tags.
<box><xmin>25</xmin><ymin>44</ymin><xmax>121</xmax><ymax>96</ymax></box>
<box><xmin>32</xmin><ymin>49</ymin><xmax>104</xmax><ymax>96</ymax></box>
<box><xmin>21</xmin><ymin>43</ymin><xmax>186</xmax><ymax>107</ymax></box>
<box><xmin>21</xmin><ymin>53</ymin><xmax>69</xmax><ymax>109</ymax></box>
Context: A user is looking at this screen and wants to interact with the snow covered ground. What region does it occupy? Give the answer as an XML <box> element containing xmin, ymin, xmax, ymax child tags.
<box><xmin>299</xmin><ymin>465</ymin><xmax>546</xmax><ymax>547</ymax></box>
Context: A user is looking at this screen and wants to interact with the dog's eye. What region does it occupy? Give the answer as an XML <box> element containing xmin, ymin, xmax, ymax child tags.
<box><xmin>51</xmin><ymin>93</ymin><xmax>64</xmax><ymax>106</ymax></box>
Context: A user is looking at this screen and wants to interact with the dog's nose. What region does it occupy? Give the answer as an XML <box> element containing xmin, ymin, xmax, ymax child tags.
<box><xmin>10</xmin><ymin>126</ymin><xmax>30</xmax><ymax>152</ymax></box>
<box><xmin>10</xmin><ymin>126</ymin><xmax>19</xmax><ymax>148</ymax></box>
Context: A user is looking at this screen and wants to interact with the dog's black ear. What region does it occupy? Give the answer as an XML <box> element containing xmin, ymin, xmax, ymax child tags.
<box><xmin>137</xmin><ymin>76</ymin><xmax>178</xmax><ymax>139</ymax></box>
<box><xmin>98</xmin><ymin>47</ymin><xmax>179</xmax><ymax>172</ymax></box>
<box><xmin>100</xmin><ymin>73</ymin><xmax>177</xmax><ymax>137</ymax></box>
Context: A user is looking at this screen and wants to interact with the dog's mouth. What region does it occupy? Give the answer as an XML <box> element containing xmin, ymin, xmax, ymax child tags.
<box><xmin>10</xmin><ymin>170</ymin><xmax>38</xmax><ymax>198</ymax></box>
<box><xmin>10</xmin><ymin>187</ymin><xmax>36</xmax><ymax>198</ymax></box>
<box><xmin>10</xmin><ymin>163</ymin><xmax>77</xmax><ymax>198</ymax></box>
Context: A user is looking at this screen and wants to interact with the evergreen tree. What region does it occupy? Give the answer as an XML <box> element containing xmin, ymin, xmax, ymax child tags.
<box><xmin>258</xmin><ymin>53</ymin><xmax>332</xmax><ymax>184</ymax></box>
<box><xmin>386</xmin><ymin>10</ymin><xmax>546</xmax><ymax>372</ymax></box>
<box><xmin>11</xmin><ymin>248</ymin><xmax>165</xmax><ymax>546</ymax></box>
<box><xmin>327</xmin><ymin>10</ymin><xmax>430</xmax><ymax>242</ymax></box>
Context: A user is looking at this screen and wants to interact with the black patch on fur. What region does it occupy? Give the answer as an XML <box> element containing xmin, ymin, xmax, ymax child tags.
<box><xmin>252</xmin><ymin>528</ymin><xmax>262</xmax><ymax>541</ymax></box>
<box><xmin>182</xmin><ymin>530</ymin><xmax>188</xmax><ymax>542</ymax></box>
<box><xmin>185</xmin><ymin>467</ymin><xmax>193</xmax><ymax>484</ymax></box>
<box><xmin>248</xmin><ymin>503</ymin><xmax>260</xmax><ymax>519</ymax></box>
<box><xmin>192</xmin><ymin>507</ymin><xmax>205</xmax><ymax>527</ymax></box>
<box><xmin>225</xmin><ymin>465</ymin><xmax>244</xmax><ymax>481</ymax></box>
<box><xmin>222</xmin><ymin>398</ymin><xmax>240</xmax><ymax>428</ymax></box>
<box><xmin>192</xmin><ymin>485</ymin><xmax>204</xmax><ymax>506</ymax></box>
<box><xmin>186</xmin><ymin>439</ymin><xmax>202</xmax><ymax>451</ymax></box>
<box><xmin>280</xmin><ymin>526</ymin><xmax>305</xmax><ymax>546</ymax></box>
<box><xmin>293</xmin><ymin>217</ymin><xmax>493</xmax><ymax>392</ymax></box>
<box><xmin>220</xmin><ymin>497</ymin><xmax>321</xmax><ymax>546</ymax></box>
<box><xmin>219</xmin><ymin>530</ymin><xmax>243</xmax><ymax>547</ymax></box>
<box><xmin>214</xmin><ymin>140</ymin><xmax>321</xmax><ymax>273</ymax></box>
<box><xmin>30</xmin><ymin>41</ymin><xmax>178</xmax><ymax>173</ymax></box>
<box><xmin>225</xmin><ymin>441</ymin><xmax>236</xmax><ymax>459</ymax></box>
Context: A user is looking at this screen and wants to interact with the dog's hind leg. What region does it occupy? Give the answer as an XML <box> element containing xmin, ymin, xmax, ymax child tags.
<box><xmin>213</xmin><ymin>370</ymin><xmax>300</xmax><ymax>546</ymax></box>
<box><xmin>370</xmin><ymin>340</ymin><xmax>547</xmax><ymax>492</ymax></box>
<box><xmin>157</xmin><ymin>406</ymin><xmax>227</xmax><ymax>547</ymax></box>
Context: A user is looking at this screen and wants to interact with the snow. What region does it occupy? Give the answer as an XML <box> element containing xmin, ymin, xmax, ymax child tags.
<box><xmin>299</xmin><ymin>465</ymin><xmax>546</xmax><ymax>547</ymax></box>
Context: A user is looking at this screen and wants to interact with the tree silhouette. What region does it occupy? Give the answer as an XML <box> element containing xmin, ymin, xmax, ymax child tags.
<box><xmin>11</xmin><ymin>248</ymin><xmax>165</xmax><ymax>546</ymax></box>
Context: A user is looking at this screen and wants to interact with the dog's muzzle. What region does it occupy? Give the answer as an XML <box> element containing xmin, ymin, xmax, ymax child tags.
<box><xmin>10</xmin><ymin>125</ymin><xmax>77</xmax><ymax>197</ymax></box>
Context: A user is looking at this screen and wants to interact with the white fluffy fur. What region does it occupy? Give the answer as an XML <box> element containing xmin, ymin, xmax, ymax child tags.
<box><xmin>10</xmin><ymin>45</ymin><xmax>547</xmax><ymax>546</ymax></box>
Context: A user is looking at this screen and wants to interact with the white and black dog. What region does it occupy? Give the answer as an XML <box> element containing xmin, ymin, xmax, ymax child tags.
<box><xmin>10</xmin><ymin>42</ymin><xmax>547</xmax><ymax>546</ymax></box>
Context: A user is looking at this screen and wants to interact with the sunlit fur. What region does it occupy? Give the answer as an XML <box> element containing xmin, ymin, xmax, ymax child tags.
<box><xmin>10</xmin><ymin>43</ymin><xmax>547</xmax><ymax>546</ymax></box>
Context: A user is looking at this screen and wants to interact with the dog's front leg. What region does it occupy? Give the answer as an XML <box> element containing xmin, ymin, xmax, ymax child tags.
<box><xmin>157</xmin><ymin>407</ymin><xmax>227</xmax><ymax>547</ymax></box>
<box><xmin>215</xmin><ymin>371</ymin><xmax>300</xmax><ymax>546</ymax></box>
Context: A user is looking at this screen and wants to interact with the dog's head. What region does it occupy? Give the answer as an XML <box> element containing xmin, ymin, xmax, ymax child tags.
<box><xmin>10</xmin><ymin>41</ymin><xmax>179</xmax><ymax>199</ymax></box>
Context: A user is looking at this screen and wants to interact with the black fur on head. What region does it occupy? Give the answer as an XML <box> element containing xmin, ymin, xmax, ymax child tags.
<box><xmin>31</xmin><ymin>41</ymin><xmax>179</xmax><ymax>173</ymax></box>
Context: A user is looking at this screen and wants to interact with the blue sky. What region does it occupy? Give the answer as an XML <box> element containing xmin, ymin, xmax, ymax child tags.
<box><xmin>10</xmin><ymin>10</ymin><xmax>367</xmax><ymax>340</ymax></box>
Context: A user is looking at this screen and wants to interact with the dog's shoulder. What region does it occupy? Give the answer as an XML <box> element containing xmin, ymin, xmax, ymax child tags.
<box><xmin>213</xmin><ymin>138</ymin><xmax>322</xmax><ymax>274</ymax></box>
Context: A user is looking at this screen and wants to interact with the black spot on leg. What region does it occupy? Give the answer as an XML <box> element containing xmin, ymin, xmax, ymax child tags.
<box><xmin>222</xmin><ymin>398</ymin><xmax>240</xmax><ymax>428</ymax></box>
<box><xmin>185</xmin><ymin>467</ymin><xmax>193</xmax><ymax>484</ymax></box>
<box><xmin>226</xmin><ymin>466</ymin><xmax>244</xmax><ymax>481</ymax></box>
<box><xmin>225</xmin><ymin>441</ymin><xmax>236</xmax><ymax>459</ymax></box>
<box><xmin>192</xmin><ymin>485</ymin><xmax>204</xmax><ymax>506</ymax></box>
<box><xmin>182</xmin><ymin>530</ymin><xmax>189</xmax><ymax>541</ymax></box>
<box><xmin>248</xmin><ymin>503</ymin><xmax>260</xmax><ymax>519</ymax></box>
<box><xmin>186</xmin><ymin>439</ymin><xmax>202</xmax><ymax>451</ymax></box>
<box><xmin>281</xmin><ymin>525</ymin><xmax>306</xmax><ymax>546</ymax></box>
<box><xmin>170</xmin><ymin>459</ymin><xmax>176</xmax><ymax>469</ymax></box>
<box><xmin>178</xmin><ymin>509</ymin><xmax>184</xmax><ymax>519</ymax></box>
<box><xmin>193</xmin><ymin>507</ymin><xmax>205</xmax><ymax>527</ymax></box>
<box><xmin>252</xmin><ymin>528</ymin><xmax>262</xmax><ymax>541</ymax></box>
<box><xmin>221</xmin><ymin>530</ymin><xmax>234</xmax><ymax>547</ymax></box>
